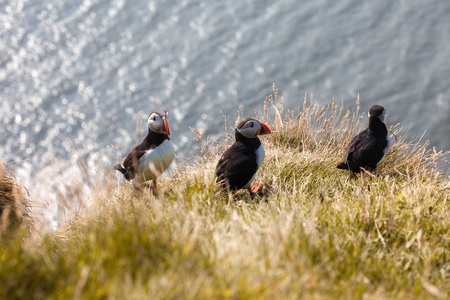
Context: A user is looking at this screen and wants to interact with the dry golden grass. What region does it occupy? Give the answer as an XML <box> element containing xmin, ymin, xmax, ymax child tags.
<box><xmin>1</xmin><ymin>89</ymin><xmax>449</xmax><ymax>299</ymax></box>
<box><xmin>0</xmin><ymin>162</ymin><xmax>32</xmax><ymax>239</ymax></box>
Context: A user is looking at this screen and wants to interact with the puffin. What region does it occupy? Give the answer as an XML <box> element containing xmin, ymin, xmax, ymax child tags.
<box><xmin>114</xmin><ymin>110</ymin><xmax>175</xmax><ymax>190</ymax></box>
<box><xmin>337</xmin><ymin>105</ymin><xmax>392</xmax><ymax>174</ymax></box>
<box><xmin>215</xmin><ymin>117</ymin><xmax>271</xmax><ymax>194</ymax></box>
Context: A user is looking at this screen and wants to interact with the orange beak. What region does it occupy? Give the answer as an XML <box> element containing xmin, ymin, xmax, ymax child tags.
<box><xmin>163</xmin><ymin>117</ymin><xmax>170</xmax><ymax>135</ymax></box>
<box><xmin>258</xmin><ymin>122</ymin><xmax>271</xmax><ymax>135</ymax></box>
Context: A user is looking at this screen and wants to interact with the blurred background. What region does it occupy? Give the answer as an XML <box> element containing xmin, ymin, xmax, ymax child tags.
<box><xmin>1</xmin><ymin>0</ymin><xmax>449</xmax><ymax>225</ymax></box>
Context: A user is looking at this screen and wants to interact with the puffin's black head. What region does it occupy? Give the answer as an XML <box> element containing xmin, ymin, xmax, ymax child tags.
<box><xmin>148</xmin><ymin>110</ymin><xmax>170</xmax><ymax>135</ymax></box>
<box><xmin>369</xmin><ymin>105</ymin><xmax>387</xmax><ymax>122</ymax></box>
<box><xmin>236</xmin><ymin>118</ymin><xmax>271</xmax><ymax>138</ymax></box>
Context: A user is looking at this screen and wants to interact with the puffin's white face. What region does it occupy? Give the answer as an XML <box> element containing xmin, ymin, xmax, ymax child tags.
<box><xmin>377</xmin><ymin>109</ymin><xmax>387</xmax><ymax>122</ymax></box>
<box><xmin>238</xmin><ymin>119</ymin><xmax>270</xmax><ymax>138</ymax></box>
<box><xmin>148</xmin><ymin>112</ymin><xmax>170</xmax><ymax>135</ymax></box>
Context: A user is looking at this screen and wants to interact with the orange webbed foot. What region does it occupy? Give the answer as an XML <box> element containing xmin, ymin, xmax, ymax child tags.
<box><xmin>250</xmin><ymin>183</ymin><xmax>263</xmax><ymax>194</ymax></box>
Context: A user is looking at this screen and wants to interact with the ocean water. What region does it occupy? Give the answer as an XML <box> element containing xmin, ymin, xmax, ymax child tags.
<box><xmin>1</xmin><ymin>0</ymin><xmax>449</xmax><ymax>225</ymax></box>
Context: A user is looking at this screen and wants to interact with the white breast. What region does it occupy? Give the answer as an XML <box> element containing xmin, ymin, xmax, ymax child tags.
<box><xmin>136</xmin><ymin>139</ymin><xmax>175</xmax><ymax>183</ymax></box>
<box><xmin>383</xmin><ymin>134</ymin><xmax>392</xmax><ymax>157</ymax></box>
<box><xmin>255</xmin><ymin>144</ymin><xmax>265</xmax><ymax>169</ymax></box>
<box><xmin>243</xmin><ymin>144</ymin><xmax>265</xmax><ymax>189</ymax></box>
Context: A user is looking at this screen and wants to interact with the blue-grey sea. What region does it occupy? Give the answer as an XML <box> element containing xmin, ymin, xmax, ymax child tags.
<box><xmin>1</xmin><ymin>0</ymin><xmax>449</xmax><ymax>226</ymax></box>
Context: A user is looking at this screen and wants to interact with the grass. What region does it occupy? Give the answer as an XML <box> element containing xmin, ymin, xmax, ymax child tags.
<box><xmin>0</xmin><ymin>162</ymin><xmax>31</xmax><ymax>240</ymax></box>
<box><xmin>1</xmin><ymin>89</ymin><xmax>449</xmax><ymax>299</ymax></box>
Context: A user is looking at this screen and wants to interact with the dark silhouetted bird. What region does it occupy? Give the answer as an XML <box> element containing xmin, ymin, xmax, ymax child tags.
<box><xmin>337</xmin><ymin>105</ymin><xmax>392</xmax><ymax>174</ymax></box>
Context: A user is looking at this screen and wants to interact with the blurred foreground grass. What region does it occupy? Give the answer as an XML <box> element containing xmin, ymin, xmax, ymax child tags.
<box><xmin>1</xmin><ymin>91</ymin><xmax>449</xmax><ymax>299</ymax></box>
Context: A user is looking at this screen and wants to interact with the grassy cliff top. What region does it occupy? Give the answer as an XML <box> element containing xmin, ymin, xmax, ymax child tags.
<box><xmin>1</xmin><ymin>91</ymin><xmax>449</xmax><ymax>299</ymax></box>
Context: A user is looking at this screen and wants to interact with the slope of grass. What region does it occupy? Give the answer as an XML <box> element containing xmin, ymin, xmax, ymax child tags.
<box><xmin>1</xmin><ymin>91</ymin><xmax>449</xmax><ymax>299</ymax></box>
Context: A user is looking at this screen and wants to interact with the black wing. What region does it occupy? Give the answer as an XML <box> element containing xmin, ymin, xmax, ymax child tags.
<box><xmin>215</xmin><ymin>143</ymin><xmax>258</xmax><ymax>191</ymax></box>
<box><xmin>113</xmin><ymin>144</ymin><xmax>151</xmax><ymax>180</ymax></box>
<box><xmin>344</xmin><ymin>130</ymin><xmax>368</xmax><ymax>164</ymax></box>
<box><xmin>350</xmin><ymin>137</ymin><xmax>387</xmax><ymax>171</ymax></box>
<box><xmin>338</xmin><ymin>129</ymin><xmax>387</xmax><ymax>172</ymax></box>
<box><xmin>337</xmin><ymin>130</ymin><xmax>367</xmax><ymax>169</ymax></box>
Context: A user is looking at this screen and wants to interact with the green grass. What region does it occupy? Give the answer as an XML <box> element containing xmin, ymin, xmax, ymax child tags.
<box><xmin>1</xmin><ymin>90</ymin><xmax>449</xmax><ymax>299</ymax></box>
